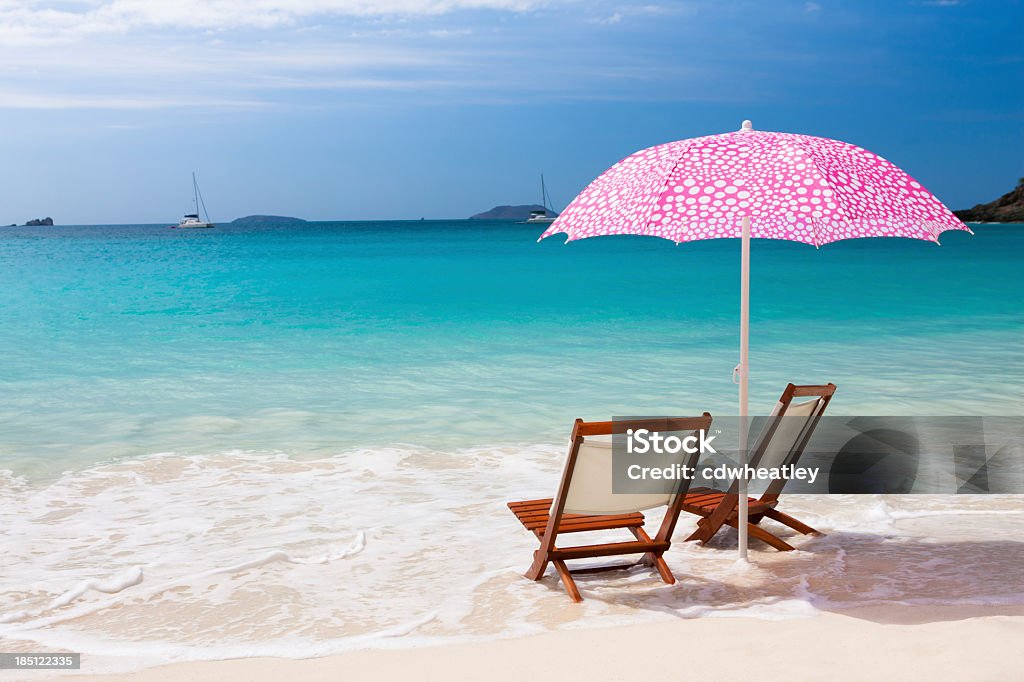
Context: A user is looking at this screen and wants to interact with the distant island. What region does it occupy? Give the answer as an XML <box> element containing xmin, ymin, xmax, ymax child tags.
<box><xmin>469</xmin><ymin>205</ymin><xmax>557</xmax><ymax>220</ymax></box>
<box><xmin>23</xmin><ymin>217</ymin><xmax>54</xmax><ymax>226</ymax></box>
<box><xmin>955</xmin><ymin>178</ymin><xmax>1024</xmax><ymax>223</ymax></box>
<box><xmin>231</xmin><ymin>215</ymin><xmax>307</xmax><ymax>225</ymax></box>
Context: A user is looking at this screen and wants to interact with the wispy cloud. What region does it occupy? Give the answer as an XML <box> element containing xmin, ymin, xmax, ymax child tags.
<box><xmin>0</xmin><ymin>1</ymin><xmax>857</xmax><ymax>112</ymax></box>
<box><xmin>588</xmin><ymin>12</ymin><xmax>622</xmax><ymax>24</ymax></box>
<box><xmin>0</xmin><ymin>0</ymin><xmax>580</xmax><ymax>110</ymax></box>
<box><xmin>0</xmin><ymin>0</ymin><xmax>551</xmax><ymax>44</ymax></box>
<box><xmin>0</xmin><ymin>90</ymin><xmax>269</xmax><ymax>110</ymax></box>
<box><xmin>585</xmin><ymin>3</ymin><xmax>691</xmax><ymax>27</ymax></box>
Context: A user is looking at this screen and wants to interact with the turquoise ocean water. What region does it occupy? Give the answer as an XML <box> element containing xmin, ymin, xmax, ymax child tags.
<box><xmin>2</xmin><ymin>220</ymin><xmax>1024</xmax><ymax>668</ymax></box>
<box><xmin>1</xmin><ymin>220</ymin><xmax>1021</xmax><ymax>477</ymax></box>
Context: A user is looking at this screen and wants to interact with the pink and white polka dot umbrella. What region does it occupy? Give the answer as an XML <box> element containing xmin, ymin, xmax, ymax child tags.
<box><xmin>540</xmin><ymin>121</ymin><xmax>971</xmax><ymax>560</ymax></box>
<box><xmin>540</xmin><ymin>120</ymin><xmax>970</xmax><ymax>246</ymax></box>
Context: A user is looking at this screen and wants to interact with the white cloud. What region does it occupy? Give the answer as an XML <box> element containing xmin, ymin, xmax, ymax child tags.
<box><xmin>804</xmin><ymin>2</ymin><xmax>821</xmax><ymax>13</ymax></box>
<box><xmin>427</xmin><ymin>28</ymin><xmax>474</xmax><ymax>37</ymax></box>
<box><xmin>633</xmin><ymin>4</ymin><xmax>680</xmax><ymax>14</ymax></box>
<box><xmin>0</xmin><ymin>1</ymin><xmax>548</xmax><ymax>110</ymax></box>
<box><xmin>585</xmin><ymin>3</ymin><xmax>692</xmax><ymax>26</ymax></box>
<box><xmin>0</xmin><ymin>90</ymin><xmax>269</xmax><ymax>109</ymax></box>
<box><xmin>0</xmin><ymin>1</ymin><xmax>733</xmax><ymax>111</ymax></box>
<box><xmin>0</xmin><ymin>33</ymin><xmax>467</xmax><ymax>109</ymax></box>
<box><xmin>0</xmin><ymin>0</ymin><xmax>552</xmax><ymax>44</ymax></box>
<box><xmin>589</xmin><ymin>11</ymin><xmax>622</xmax><ymax>24</ymax></box>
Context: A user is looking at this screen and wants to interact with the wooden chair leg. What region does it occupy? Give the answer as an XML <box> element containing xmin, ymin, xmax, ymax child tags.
<box><xmin>763</xmin><ymin>508</ymin><xmax>822</xmax><ymax>536</ymax></box>
<box><xmin>631</xmin><ymin>527</ymin><xmax>676</xmax><ymax>584</ymax></box>
<box><xmin>649</xmin><ymin>554</ymin><xmax>675</xmax><ymax>584</ymax></box>
<box><xmin>525</xmin><ymin>549</ymin><xmax>548</xmax><ymax>581</ymax></box>
<box><xmin>552</xmin><ymin>559</ymin><xmax>582</xmax><ymax>602</ymax></box>
<box><xmin>685</xmin><ymin>527</ymin><xmax>708</xmax><ymax>543</ymax></box>
<box><xmin>685</xmin><ymin>516</ymin><xmax>717</xmax><ymax>544</ymax></box>
<box><xmin>725</xmin><ymin>518</ymin><xmax>795</xmax><ymax>551</ymax></box>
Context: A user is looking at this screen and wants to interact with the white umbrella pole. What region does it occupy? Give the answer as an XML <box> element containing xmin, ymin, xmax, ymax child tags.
<box><xmin>737</xmin><ymin>215</ymin><xmax>751</xmax><ymax>561</ymax></box>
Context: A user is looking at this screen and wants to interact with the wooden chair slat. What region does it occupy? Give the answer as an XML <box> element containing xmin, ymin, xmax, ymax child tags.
<box><xmin>508</xmin><ymin>498</ymin><xmax>552</xmax><ymax>509</ymax></box>
<box><xmin>681</xmin><ymin>493</ymin><xmax>726</xmax><ymax>506</ymax></box>
<box><xmin>526</xmin><ymin>515</ymin><xmax>645</xmax><ymax>533</ymax></box>
<box><xmin>550</xmin><ymin>540</ymin><xmax>671</xmax><ymax>561</ymax></box>
<box><xmin>509</xmin><ymin>501</ymin><xmax>647</xmax><ymax>533</ymax></box>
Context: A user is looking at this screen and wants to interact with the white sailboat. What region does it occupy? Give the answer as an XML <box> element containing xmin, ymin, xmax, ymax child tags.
<box><xmin>175</xmin><ymin>173</ymin><xmax>215</xmax><ymax>229</ymax></box>
<box><xmin>524</xmin><ymin>174</ymin><xmax>557</xmax><ymax>224</ymax></box>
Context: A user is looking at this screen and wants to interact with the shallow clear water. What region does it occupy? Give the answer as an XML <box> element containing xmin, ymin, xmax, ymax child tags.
<box><xmin>1</xmin><ymin>221</ymin><xmax>1020</xmax><ymax>477</ymax></box>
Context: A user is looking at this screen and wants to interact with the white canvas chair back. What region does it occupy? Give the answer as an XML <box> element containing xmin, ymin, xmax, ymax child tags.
<box><xmin>561</xmin><ymin>437</ymin><xmax>677</xmax><ymax>515</ymax></box>
<box><xmin>750</xmin><ymin>398</ymin><xmax>822</xmax><ymax>471</ymax></box>
<box><xmin>741</xmin><ymin>393</ymin><xmax>830</xmax><ymax>498</ymax></box>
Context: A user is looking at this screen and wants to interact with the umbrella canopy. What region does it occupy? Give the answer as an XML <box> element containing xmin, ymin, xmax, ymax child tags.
<box><xmin>540</xmin><ymin>121</ymin><xmax>971</xmax><ymax>560</ymax></box>
<box><xmin>541</xmin><ymin>120</ymin><xmax>969</xmax><ymax>246</ymax></box>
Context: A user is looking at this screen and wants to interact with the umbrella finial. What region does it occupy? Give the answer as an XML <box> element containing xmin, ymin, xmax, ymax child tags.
<box><xmin>740</xmin><ymin>119</ymin><xmax>754</xmax><ymax>132</ymax></box>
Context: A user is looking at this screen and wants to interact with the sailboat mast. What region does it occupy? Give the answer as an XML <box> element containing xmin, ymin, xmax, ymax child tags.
<box><xmin>191</xmin><ymin>172</ymin><xmax>211</xmax><ymax>224</ymax></box>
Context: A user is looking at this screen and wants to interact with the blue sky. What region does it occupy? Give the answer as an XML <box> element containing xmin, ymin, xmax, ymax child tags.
<box><xmin>1</xmin><ymin>0</ymin><xmax>1021</xmax><ymax>223</ymax></box>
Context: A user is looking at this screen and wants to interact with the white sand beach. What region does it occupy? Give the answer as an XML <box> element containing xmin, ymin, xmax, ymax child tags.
<box><xmin>68</xmin><ymin>607</ymin><xmax>1023</xmax><ymax>682</ymax></box>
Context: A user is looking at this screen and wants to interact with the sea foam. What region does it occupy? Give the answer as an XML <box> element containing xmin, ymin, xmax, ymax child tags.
<box><xmin>2</xmin><ymin>448</ymin><xmax>1023</xmax><ymax>675</ymax></box>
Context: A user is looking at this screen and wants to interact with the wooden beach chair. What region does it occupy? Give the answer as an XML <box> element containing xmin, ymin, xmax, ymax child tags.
<box><xmin>508</xmin><ymin>414</ymin><xmax>713</xmax><ymax>602</ymax></box>
<box><xmin>683</xmin><ymin>383</ymin><xmax>836</xmax><ymax>551</ymax></box>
